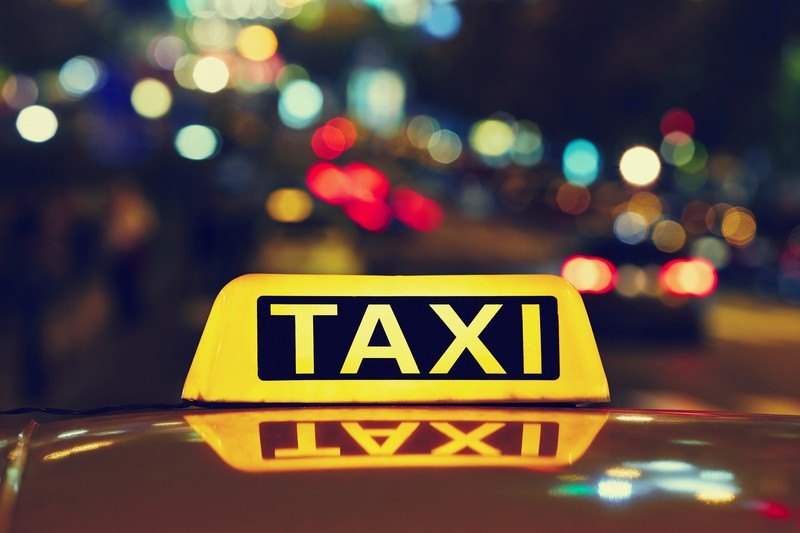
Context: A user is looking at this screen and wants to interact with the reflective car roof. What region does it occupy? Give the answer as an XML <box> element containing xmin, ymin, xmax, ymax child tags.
<box><xmin>1</xmin><ymin>407</ymin><xmax>799</xmax><ymax>532</ymax></box>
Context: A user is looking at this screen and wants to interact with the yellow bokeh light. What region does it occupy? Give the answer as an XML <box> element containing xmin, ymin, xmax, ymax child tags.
<box><xmin>193</xmin><ymin>56</ymin><xmax>230</xmax><ymax>93</ymax></box>
<box><xmin>695</xmin><ymin>488</ymin><xmax>736</xmax><ymax>504</ymax></box>
<box><xmin>627</xmin><ymin>191</ymin><xmax>662</xmax><ymax>224</ymax></box>
<box><xmin>652</xmin><ymin>220</ymin><xmax>686</xmax><ymax>253</ymax></box>
<box><xmin>237</xmin><ymin>25</ymin><xmax>279</xmax><ymax>61</ymax></box>
<box><xmin>605</xmin><ymin>466</ymin><xmax>642</xmax><ymax>479</ymax></box>
<box><xmin>266</xmin><ymin>188</ymin><xmax>313</xmax><ymax>223</ymax></box>
<box><xmin>721</xmin><ymin>207</ymin><xmax>756</xmax><ymax>247</ymax></box>
<box><xmin>469</xmin><ymin>119</ymin><xmax>515</xmax><ymax>157</ymax></box>
<box><xmin>130</xmin><ymin>78</ymin><xmax>172</xmax><ymax>119</ymax></box>
<box><xmin>619</xmin><ymin>146</ymin><xmax>661</xmax><ymax>186</ymax></box>
<box><xmin>615</xmin><ymin>264</ymin><xmax>647</xmax><ymax>298</ymax></box>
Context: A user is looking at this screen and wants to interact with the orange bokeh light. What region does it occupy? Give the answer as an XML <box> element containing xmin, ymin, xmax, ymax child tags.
<box><xmin>659</xmin><ymin>258</ymin><xmax>717</xmax><ymax>298</ymax></box>
<box><xmin>561</xmin><ymin>255</ymin><xmax>616</xmax><ymax>294</ymax></box>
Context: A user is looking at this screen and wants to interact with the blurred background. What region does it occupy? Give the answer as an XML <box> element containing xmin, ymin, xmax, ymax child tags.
<box><xmin>1</xmin><ymin>0</ymin><xmax>799</xmax><ymax>414</ymax></box>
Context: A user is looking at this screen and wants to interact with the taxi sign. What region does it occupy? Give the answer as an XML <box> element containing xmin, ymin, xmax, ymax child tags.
<box><xmin>185</xmin><ymin>408</ymin><xmax>609</xmax><ymax>472</ymax></box>
<box><xmin>181</xmin><ymin>274</ymin><xmax>609</xmax><ymax>404</ymax></box>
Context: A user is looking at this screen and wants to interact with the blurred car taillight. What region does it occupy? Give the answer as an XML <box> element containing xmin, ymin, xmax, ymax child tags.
<box><xmin>561</xmin><ymin>255</ymin><xmax>617</xmax><ymax>294</ymax></box>
<box><xmin>659</xmin><ymin>258</ymin><xmax>718</xmax><ymax>298</ymax></box>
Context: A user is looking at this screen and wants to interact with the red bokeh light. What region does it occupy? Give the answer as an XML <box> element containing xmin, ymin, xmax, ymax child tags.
<box><xmin>343</xmin><ymin>162</ymin><xmax>390</xmax><ymax>201</ymax></box>
<box><xmin>757</xmin><ymin>501</ymin><xmax>792</xmax><ymax>520</ymax></box>
<box><xmin>311</xmin><ymin>125</ymin><xmax>347</xmax><ymax>159</ymax></box>
<box><xmin>344</xmin><ymin>198</ymin><xmax>392</xmax><ymax>232</ymax></box>
<box><xmin>659</xmin><ymin>258</ymin><xmax>717</xmax><ymax>298</ymax></box>
<box><xmin>305</xmin><ymin>162</ymin><xmax>352</xmax><ymax>205</ymax></box>
<box><xmin>326</xmin><ymin>117</ymin><xmax>357</xmax><ymax>149</ymax></box>
<box><xmin>391</xmin><ymin>186</ymin><xmax>444</xmax><ymax>232</ymax></box>
<box><xmin>561</xmin><ymin>255</ymin><xmax>616</xmax><ymax>294</ymax></box>
<box><xmin>660</xmin><ymin>108</ymin><xmax>695</xmax><ymax>137</ymax></box>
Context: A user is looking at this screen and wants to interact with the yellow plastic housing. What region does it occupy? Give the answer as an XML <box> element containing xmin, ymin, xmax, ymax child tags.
<box><xmin>181</xmin><ymin>274</ymin><xmax>610</xmax><ymax>404</ymax></box>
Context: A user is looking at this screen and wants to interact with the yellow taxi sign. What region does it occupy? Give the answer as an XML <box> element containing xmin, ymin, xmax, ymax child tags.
<box><xmin>184</xmin><ymin>408</ymin><xmax>609</xmax><ymax>472</ymax></box>
<box><xmin>181</xmin><ymin>274</ymin><xmax>609</xmax><ymax>404</ymax></box>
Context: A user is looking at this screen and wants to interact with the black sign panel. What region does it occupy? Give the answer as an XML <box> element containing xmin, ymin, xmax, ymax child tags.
<box><xmin>257</xmin><ymin>296</ymin><xmax>559</xmax><ymax>380</ymax></box>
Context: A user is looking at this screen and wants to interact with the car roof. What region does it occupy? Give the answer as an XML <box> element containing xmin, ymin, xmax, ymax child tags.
<box><xmin>2</xmin><ymin>406</ymin><xmax>799</xmax><ymax>531</ymax></box>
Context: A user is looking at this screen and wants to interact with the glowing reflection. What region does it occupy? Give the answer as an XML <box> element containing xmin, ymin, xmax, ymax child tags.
<box><xmin>614</xmin><ymin>414</ymin><xmax>654</xmax><ymax>423</ymax></box>
<box><xmin>597</xmin><ymin>479</ymin><xmax>633</xmax><ymax>501</ymax></box>
<box><xmin>605</xmin><ymin>466</ymin><xmax>642</xmax><ymax>479</ymax></box>
<box><xmin>391</xmin><ymin>186</ymin><xmax>443</xmax><ymax>232</ymax></box>
<box><xmin>185</xmin><ymin>408</ymin><xmax>608</xmax><ymax>472</ymax></box>
<box><xmin>57</xmin><ymin>429</ymin><xmax>88</xmax><ymax>439</ymax></box>
<box><xmin>16</xmin><ymin>105</ymin><xmax>58</xmax><ymax>143</ymax></box>
<box><xmin>43</xmin><ymin>441</ymin><xmax>114</xmax><ymax>461</ymax></box>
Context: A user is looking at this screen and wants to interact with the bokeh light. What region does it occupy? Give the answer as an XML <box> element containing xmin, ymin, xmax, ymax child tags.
<box><xmin>619</xmin><ymin>146</ymin><xmax>661</xmax><ymax>186</ymax></box>
<box><xmin>2</xmin><ymin>75</ymin><xmax>38</xmax><ymax>109</ymax></box>
<box><xmin>691</xmin><ymin>236</ymin><xmax>732</xmax><ymax>268</ymax></box>
<box><xmin>58</xmin><ymin>56</ymin><xmax>102</xmax><ymax>98</ymax></box>
<box><xmin>721</xmin><ymin>207</ymin><xmax>757</xmax><ymax>247</ymax></box>
<box><xmin>392</xmin><ymin>186</ymin><xmax>444</xmax><ymax>231</ymax></box>
<box><xmin>660</xmin><ymin>108</ymin><xmax>695</xmax><ymax>136</ymax></box>
<box><xmin>193</xmin><ymin>56</ymin><xmax>230</xmax><ymax>93</ymax></box>
<box><xmin>279</xmin><ymin>79</ymin><xmax>323</xmax><ymax>129</ymax></box>
<box><xmin>311</xmin><ymin>125</ymin><xmax>346</xmax><ymax>159</ymax></box>
<box><xmin>561</xmin><ymin>255</ymin><xmax>616</xmax><ymax>294</ymax></box>
<box><xmin>652</xmin><ymin>220</ymin><xmax>686</xmax><ymax>253</ymax></box>
<box><xmin>660</xmin><ymin>132</ymin><xmax>695</xmax><ymax>166</ymax></box>
<box><xmin>660</xmin><ymin>258</ymin><xmax>718</xmax><ymax>298</ymax></box>
<box><xmin>130</xmin><ymin>78</ymin><xmax>172</xmax><ymax>119</ymax></box>
<box><xmin>406</xmin><ymin>115</ymin><xmax>439</xmax><ymax>149</ymax></box>
<box><xmin>422</xmin><ymin>3</ymin><xmax>461</xmax><ymax>40</ymax></box>
<box><xmin>613</xmin><ymin>211</ymin><xmax>649</xmax><ymax>245</ymax></box>
<box><xmin>266</xmin><ymin>188</ymin><xmax>313</xmax><ymax>223</ymax></box>
<box><xmin>347</xmin><ymin>68</ymin><xmax>405</xmax><ymax>135</ymax></box>
<box><xmin>174</xmin><ymin>125</ymin><xmax>220</xmax><ymax>160</ymax></box>
<box><xmin>469</xmin><ymin>119</ymin><xmax>515</xmax><ymax>158</ymax></box>
<box><xmin>237</xmin><ymin>25</ymin><xmax>278</xmax><ymax>61</ymax></box>
<box><xmin>344</xmin><ymin>199</ymin><xmax>392</xmax><ymax>232</ymax></box>
<box><xmin>16</xmin><ymin>105</ymin><xmax>58</xmax><ymax>143</ymax></box>
<box><xmin>562</xmin><ymin>139</ymin><xmax>600</xmax><ymax>186</ymax></box>
<box><xmin>149</xmin><ymin>35</ymin><xmax>186</xmax><ymax>70</ymax></box>
<box><xmin>428</xmin><ymin>129</ymin><xmax>462</xmax><ymax>163</ymax></box>
<box><xmin>556</xmin><ymin>183</ymin><xmax>591</xmax><ymax>215</ymax></box>
<box><xmin>512</xmin><ymin>121</ymin><xmax>544</xmax><ymax>166</ymax></box>
<box><xmin>615</xmin><ymin>265</ymin><xmax>648</xmax><ymax>297</ymax></box>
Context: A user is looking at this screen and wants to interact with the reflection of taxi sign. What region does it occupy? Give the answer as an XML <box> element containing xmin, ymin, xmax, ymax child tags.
<box><xmin>182</xmin><ymin>274</ymin><xmax>609</xmax><ymax>403</ymax></box>
<box><xmin>185</xmin><ymin>408</ymin><xmax>608</xmax><ymax>472</ymax></box>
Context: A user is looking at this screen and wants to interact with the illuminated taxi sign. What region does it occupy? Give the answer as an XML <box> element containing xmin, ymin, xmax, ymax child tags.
<box><xmin>182</xmin><ymin>274</ymin><xmax>609</xmax><ymax>403</ymax></box>
<box><xmin>185</xmin><ymin>408</ymin><xmax>609</xmax><ymax>472</ymax></box>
